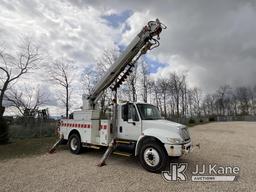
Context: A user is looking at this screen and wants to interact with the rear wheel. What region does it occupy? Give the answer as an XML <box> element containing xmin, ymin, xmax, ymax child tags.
<box><xmin>139</xmin><ymin>141</ymin><xmax>168</xmax><ymax>173</ymax></box>
<box><xmin>68</xmin><ymin>134</ymin><xmax>82</xmax><ymax>154</ymax></box>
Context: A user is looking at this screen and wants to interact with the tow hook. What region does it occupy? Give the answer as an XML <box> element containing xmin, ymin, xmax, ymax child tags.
<box><xmin>191</xmin><ymin>143</ymin><xmax>200</xmax><ymax>152</ymax></box>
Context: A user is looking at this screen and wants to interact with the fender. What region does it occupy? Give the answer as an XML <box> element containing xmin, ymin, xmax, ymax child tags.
<box><xmin>134</xmin><ymin>128</ymin><xmax>181</xmax><ymax>156</ymax></box>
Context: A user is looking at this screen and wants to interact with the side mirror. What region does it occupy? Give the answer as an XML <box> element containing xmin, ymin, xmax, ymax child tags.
<box><xmin>123</xmin><ymin>104</ymin><xmax>128</xmax><ymax>121</ymax></box>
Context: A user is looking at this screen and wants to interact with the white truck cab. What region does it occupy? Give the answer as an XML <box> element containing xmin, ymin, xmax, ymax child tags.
<box><xmin>118</xmin><ymin>102</ymin><xmax>192</xmax><ymax>172</ymax></box>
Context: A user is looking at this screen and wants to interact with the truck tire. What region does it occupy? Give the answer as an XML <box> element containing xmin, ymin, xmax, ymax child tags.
<box><xmin>68</xmin><ymin>133</ymin><xmax>82</xmax><ymax>154</ymax></box>
<box><xmin>139</xmin><ymin>141</ymin><xmax>168</xmax><ymax>173</ymax></box>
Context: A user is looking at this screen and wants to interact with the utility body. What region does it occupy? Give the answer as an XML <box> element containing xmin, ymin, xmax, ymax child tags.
<box><xmin>58</xmin><ymin>19</ymin><xmax>192</xmax><ymax>172</ymax></box>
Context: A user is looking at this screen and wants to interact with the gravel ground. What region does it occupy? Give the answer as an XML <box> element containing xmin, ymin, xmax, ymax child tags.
<box><xmin>0</xmin><ymin>122</ymin><xmax>256</xmax><ymax>192</ymax></box>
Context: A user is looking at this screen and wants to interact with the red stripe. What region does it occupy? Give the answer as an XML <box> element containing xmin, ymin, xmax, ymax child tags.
<box><xmin>61</xmin><ymin>123</ymin><xmax>93</xmax><ymax>128</ymax></box>
<box><xmin>99</xmin><ymin>125</ymin><xmax>107</xmax><ymax>130</ymax></box>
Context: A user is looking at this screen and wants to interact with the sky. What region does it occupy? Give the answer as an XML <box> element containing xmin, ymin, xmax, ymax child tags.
<box><xmin>0</xmin><ymin>0</ymin><xmax>256</xmax><ymax>116</ymax></box>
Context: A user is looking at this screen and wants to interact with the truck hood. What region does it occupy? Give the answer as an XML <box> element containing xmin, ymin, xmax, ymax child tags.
<box><xmin>142</xmin><ymin>119</ymin><xmax>185</xmax><ymax>132</ymax></box>
<box><xmin>141</xmin><ymin>119</ymin><xmax>188</xmax><ymax>143</ymax></box>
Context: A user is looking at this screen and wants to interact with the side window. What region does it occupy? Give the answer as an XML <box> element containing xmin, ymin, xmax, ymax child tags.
<box><xmin>122</xmin><ymin>104</ymin><xmax>139</xmax><ymax>121</ymax></box>
<box><xmin>129</xmin><ymin>104</ymin><xmax>139</xmax><ymax>121</ymax></box>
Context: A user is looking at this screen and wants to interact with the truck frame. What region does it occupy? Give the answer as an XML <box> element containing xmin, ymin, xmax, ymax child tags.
<box><xmin>56</xmin><ymin>19</ymin><xmax>192</xmax><ymax>173</ymax></box>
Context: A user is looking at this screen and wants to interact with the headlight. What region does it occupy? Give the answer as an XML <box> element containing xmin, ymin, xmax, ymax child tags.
<box><xmin>166</xmin><ymin>138</ymin><xmax>183</xmax><ymax>144</ymax></box>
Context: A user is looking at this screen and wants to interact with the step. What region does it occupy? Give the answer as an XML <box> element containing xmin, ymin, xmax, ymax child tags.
<box><xmin>89</xmin><ymin>145</ymin><xmax>100</xmax><ymax>149</ymax></box>
<box><xmin>116</xmin><ymin>140</ymin><xmax>134</xmax><ymax>145</ymax></box>
<box><xmin>82</xmin><ymin>144</ymin><xmax>100</xmax><ymax>149</ymax></box>
<box><xmin>113</xmin><ymin>151</ymin><xmax>132</xmax><ymax>157</ymax></box>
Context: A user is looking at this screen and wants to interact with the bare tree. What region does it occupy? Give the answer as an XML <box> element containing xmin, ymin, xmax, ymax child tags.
<box><xmin>0</xmin><ymin>41</ymin><xmax>40</xmax><ymax>118</ymax></box>
<box><xmin>82</xmin><ymin>49</ymin><xmax>119</xmax><ymax>112</ymax></box>
<box><xmin>96</xmin><ymin>49</ymin><xmax>118</xmax><ymax>74</ymax></box>
<box><xmin>150</xmin><ymin>80</ymin><xmax>160</xmax><ymax>108</ymax></box>
<box><xmin>191</xmin><ymin>87</ymin><xmax>202</xmax><ymax>117</ymax></box>
<box><xmin>216</xmin><ymin>85</ymin><xmax>232</xmax><ymax>115</ymax></box>
<box><xmin>48</xmin><ymin>59</ymin><xmax>75</xmax><ymax>118</ymax></box>
<box><xmin>81</xmin><ymin>66</ymin><xmax>99</xmax><ymax>95</ymax></box>
<box><xmin>168</xmin><ymin>73</ymin><xmax>186</xmax><ymax>117</ymax></box>
<box><xmin>0</xmin><ymin>41</ymin><xmax>40</xmax><ymax>143</ymax></box>
<box><xmin>202</xmin><ymin>94</ymin><xmax>216</xmax><ymax>116</ymax></box>
<box><xmin>140</xmin><ymin>60</ymin><xmax>149</xmax><ymax>103</ymax></box>
<box><xmin>235</xmin><ymin>86</ymin><xmax>251</xmax><ymax>115</ymax></box>
<box><xmin>97</xmin><ymin>50</ymin><xmax>119</xmax><ymax>109</ymax></box>
<box><xmin>252</xmin><ymin>85</ymin><xmax>256</xmax><ymax>115</ymax></box>
<box><xmin>158</xmin><ymin>78</ymin><xmax>168</xmax><ymax>117</ymax></box>
<box><xmin>4</xmin><ymin>86</ymin><xmax>49</xmax><ymax>117</ymax></box>
<box><xmin>127</xmin><ymin>62</ymin><xmax>138</xmax><ymax>102</ymax></box>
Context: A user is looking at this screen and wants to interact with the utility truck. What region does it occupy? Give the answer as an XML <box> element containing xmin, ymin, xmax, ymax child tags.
<box><xmin>55</xmin><ymin>19</ymin><xmax>192</xmax><ymax>172</ymax></box>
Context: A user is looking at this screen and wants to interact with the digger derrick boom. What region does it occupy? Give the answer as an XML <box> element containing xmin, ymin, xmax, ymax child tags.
<box><xmin>87</xmin><ymin>19</ymin><xmax>165</xmax><ymax>108</ymax></box>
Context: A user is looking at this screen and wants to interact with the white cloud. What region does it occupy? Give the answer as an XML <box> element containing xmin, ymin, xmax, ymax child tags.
<box><xmin>120</xmin><ymin>10</ymin><xmax>151</xmax><ymax>45</ymax></box>
<box><xmin>0</xmin><ymin>0</ymin><xmax>120</xmax><ymax>115</ymax></box>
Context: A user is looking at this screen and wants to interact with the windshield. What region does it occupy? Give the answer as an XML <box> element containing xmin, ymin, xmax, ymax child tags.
<box><xmin>136</xmin><ymin>104</ymin><xmax>161</xmax><ymax>120</ymax></box>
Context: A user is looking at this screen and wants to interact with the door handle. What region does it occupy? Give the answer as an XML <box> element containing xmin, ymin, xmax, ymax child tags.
<box><xmin>127</xmin><ymin>121</ymin><xmax>136</xmax><ymax>126</ymax></box>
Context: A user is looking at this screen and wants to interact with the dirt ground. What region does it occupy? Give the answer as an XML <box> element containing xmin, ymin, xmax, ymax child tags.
<box><xmin>0</xmin><ymin>122</ymin><xmax>255</xmax><ymax>192</ymax></box>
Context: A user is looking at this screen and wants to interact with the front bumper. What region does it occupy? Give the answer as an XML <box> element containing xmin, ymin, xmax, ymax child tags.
<box><xmin>164</xmin><ymin>141</ymin><xmax>192</xmax><ymax>157</ymax></box>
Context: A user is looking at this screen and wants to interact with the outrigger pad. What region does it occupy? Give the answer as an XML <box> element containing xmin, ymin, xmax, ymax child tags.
<box><xmin>96</xmin><ymin>162</ymin><xmax>106</xmax><ymax>167</ymax></box>
<box><xmin>48</xmin><ymin>137</ymin><xmax>64</xmax><ymax>154</ymax></box>
<box><xmin>96</xmin><ymin>139</ymin><xmax>116</xmax><ymax>167</ymax></box>
<box><xmin>48</xmin><ymin>148</ymin><xmax>56</xmax><ymax>154</ymax></box>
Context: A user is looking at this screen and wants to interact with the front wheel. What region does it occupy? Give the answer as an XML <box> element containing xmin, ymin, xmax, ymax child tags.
<box><xmin>139</xmin><ymin>141</ymin><xmax>168</xmax><ymax>173</ymax></box>
<box><xmin>68</xmin><ymin>134</ymin><xmax>82</xmax><ymax>154</ymax></box>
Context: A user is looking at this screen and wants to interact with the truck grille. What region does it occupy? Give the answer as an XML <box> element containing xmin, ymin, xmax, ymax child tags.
<box><xmin>180</xmin><ymin>127</ymin><xmax>190</xmax><ymax>141</ymax></box>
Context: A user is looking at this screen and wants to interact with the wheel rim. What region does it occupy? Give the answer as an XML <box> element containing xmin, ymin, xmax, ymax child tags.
<box><xmin>143</xmin><ymin>147</ymin><xmax>160</xmax><ymax>167</ymax></box>
<box><xmin>70</xmin><ymin>137</ymin><xmax>78</xmax><ymax>151</ymax></box>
